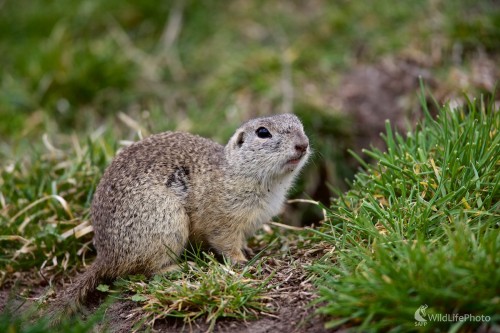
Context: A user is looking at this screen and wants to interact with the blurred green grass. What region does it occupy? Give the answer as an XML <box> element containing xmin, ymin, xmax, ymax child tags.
<box><xmin>0</xmin><ymin>0</ymin><xmax>499</xmax><ymax>281</ymax></box>
<box><xmin>1</xmin><ymin>0</ymin><xmax>498</xmax><ymax>138</ymax></box>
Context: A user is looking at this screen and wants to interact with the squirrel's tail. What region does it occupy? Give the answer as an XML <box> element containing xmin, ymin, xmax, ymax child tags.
<box><xmin>46</xmin><ymin>258</ymin><xmax>107</xmax><ymax>324</ymax></box>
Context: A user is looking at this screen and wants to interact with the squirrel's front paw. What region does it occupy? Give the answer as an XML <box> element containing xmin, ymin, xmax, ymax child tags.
<box><xmin>226</xmin><ymin>249</ymin><xmax>248</xmax><ymax>266</ymax></box>
<box><xmin>242</xmin><ymin>245</ymin><xmax>254</xmax><ymax>259</ymax></box>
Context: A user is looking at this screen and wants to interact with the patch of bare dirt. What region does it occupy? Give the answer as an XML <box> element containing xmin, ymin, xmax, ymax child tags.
<box><xmin>0</xmin><ymin>269</ymin><xmax>53</xmax><ymax>314</ymax></box>
<box><xmin>0</xmin><ymin>288</ymin><xmax>12</xmax><ymax>312</ymax></box>
<box><xmin>336</xmin><ymin>53</ymin><xmax>499</xmax><ymax>155</ymax></box>
<box><xmin>337</xmin><ymin>56</ymin><xmax>434</xmax><ymax>153</ymax></box>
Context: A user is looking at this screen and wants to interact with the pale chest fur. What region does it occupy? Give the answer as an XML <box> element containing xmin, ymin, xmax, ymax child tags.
<box><xmin>232</xmin><ymin>175</ymin><xmax>294</xmax><ymax>237</ymax></box>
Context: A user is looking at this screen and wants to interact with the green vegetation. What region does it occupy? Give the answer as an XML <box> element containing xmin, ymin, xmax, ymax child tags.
<box><xmin>312</xmin><ymin>96</ymin><xmax>499</xmax><ymax>331</ymax></box>
<box><xmin>2</xmin><ymin>0</ymin><xmax>498</xmax><ymax>189</ymax></box>
<box><xmin>0</xmin><ymin>301</ymin><xmax>108</xmax><ymax>333</ymax></box>
<box><xmin>1</xmin><ymin>0</ymin><xmax>499</xmax><ymax>331</ymax></box>
<box><xmin>0</xmin><ymin>136</ymin><xmax>112</xmax><ymax>281</ymax></box>
<box><xmin>113</xmin><ymin>254</ymin><xmax>274</xmax><ymax>331</ymax></box>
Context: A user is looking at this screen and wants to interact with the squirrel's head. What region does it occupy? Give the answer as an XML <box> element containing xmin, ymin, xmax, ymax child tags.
<box><xmin>225</xmin><ymin>113</ymin><xmax>310</xmax><ymax>181</ymax></box>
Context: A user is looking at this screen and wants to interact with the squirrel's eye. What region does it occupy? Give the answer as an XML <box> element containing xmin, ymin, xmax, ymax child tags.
<box><xmin>256</xmin><ymin>127</ymin><xmax>272</xmax><ymax>139</ymax></box>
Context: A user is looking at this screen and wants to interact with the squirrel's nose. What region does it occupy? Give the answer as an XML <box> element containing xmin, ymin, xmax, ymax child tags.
<box><xmin>295</xmin><ymin>142</ymin><xmax>309</xmax><ymax>154</ymax></box>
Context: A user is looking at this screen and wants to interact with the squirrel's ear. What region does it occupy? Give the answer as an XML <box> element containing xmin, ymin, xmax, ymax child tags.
<box><xmin>233</xmin><ymin>131</ymin><xmax>245</xmax><ymax>148</ymax></box>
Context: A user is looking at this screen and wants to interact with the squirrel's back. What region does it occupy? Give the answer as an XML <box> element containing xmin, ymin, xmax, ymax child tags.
<box><xmin>91</xmin><ymin>131</ymin><xmax>225</xmax><ymax>258</ymax></box>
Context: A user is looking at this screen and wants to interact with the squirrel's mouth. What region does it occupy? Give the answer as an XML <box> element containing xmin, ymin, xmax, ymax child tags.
<box><xmin>287</xmin><ymin>157</ymin><xmax>302</xmax><ymax>165</ymax></box>
<box><xmin>286</xmin><ymin>152</ymin><xmax>307</xmax><ymax>165</ymax></box>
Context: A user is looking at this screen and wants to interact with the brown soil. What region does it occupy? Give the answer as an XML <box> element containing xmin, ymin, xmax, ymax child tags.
<box><xmin>336</xmin><ymin>53</ymin><xmax>499</xmax><ymax>155</ymax></box>
<box><xmin>96</xmin><ymin>291</ymin><xmax>327</xmax><ymax>333</ymax></box>
<box><xmin>337</xmin><ymin>56</ymin><xmax>434</xmax><ymax>153</ymax></box>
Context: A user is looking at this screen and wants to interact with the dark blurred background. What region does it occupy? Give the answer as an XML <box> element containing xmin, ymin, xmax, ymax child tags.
<box><xmin>1</xmin><ymin>0</ymin><xmax>499</xmax><ymax>225</ymax></box>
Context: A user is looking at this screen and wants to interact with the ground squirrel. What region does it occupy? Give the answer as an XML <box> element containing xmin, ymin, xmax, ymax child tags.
<box><xmin>49</xmin><ymin>113</ymin><xmax>310</xmax><ymax>317</ymax></box>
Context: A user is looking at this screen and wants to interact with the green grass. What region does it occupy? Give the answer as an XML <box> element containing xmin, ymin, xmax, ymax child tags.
<box><xmin>1</xmin><ymin>0</ymin><xmax>499</xmax><ymax>199</ymax></box>
<box><xmin>3</xmin><ymin>90</ymin><xmax>498</xmax><ymax>331</ymax></box>
<box><xmin>311</xmin><ymin>94</ymin><xmax>499</xmax><ymax>331</ymax></box>
<box><xmin>110</xmin><ymin>253</ymin><xmax>274</xmax><ymax>331</ymax></box>
<box><xmin>0</xmin><ymin>301</ymin><xmax>108</xmax><ymax>333</ymax></box>
<box><xmin>0</xmin><ymin>135</ymin><xmax>115</xmax><ymax>281</ymax></box>
<box><xmin>0</xmin><ymin>0</ymin><xmax>499</xmax><ymax>331</ymax></box>
<box><xmin>2</xmin><ymin>0</ymin><xmax>496</xmax><ymax>128</ymax></box>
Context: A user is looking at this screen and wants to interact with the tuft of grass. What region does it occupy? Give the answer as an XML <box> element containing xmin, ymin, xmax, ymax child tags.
<box><xmin>0</xmin><ymin>135</ymin><xmax>116</xmax><ymax>283</ymax></box>
<box><xmin>314</xmin><ymin>221</ymin><xmax>499</xmax><ymax>331</ymax></box>
<box><xmin>311</xmin><ymin>93</ymin><xmax>499</xmax><ymax>331</ymax></box>
<box><xmin>114</xmin><ymin>253</ymin><xmax>274</xmax><ymax>332</ymax></box>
